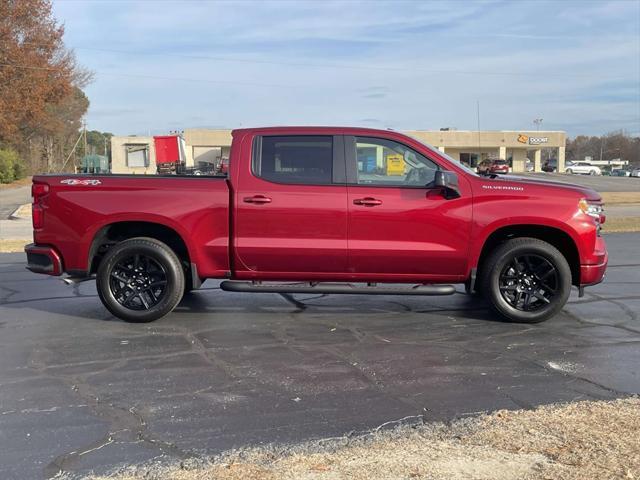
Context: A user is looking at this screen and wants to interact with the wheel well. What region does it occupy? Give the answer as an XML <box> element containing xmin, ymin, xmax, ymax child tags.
<box><xmin>476</xmin><ymin>225</ymin><xmax>580</xmax><ymax>287</ymax></box>
<box><xmin>89</xmin><ymin>222</ymin><xmax>190</xmax><ymax>274</ymax></box>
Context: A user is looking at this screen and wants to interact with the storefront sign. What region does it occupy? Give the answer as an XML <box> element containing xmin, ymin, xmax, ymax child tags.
<box><xmin>518</xmin><ymin>134</ymin><xmax>549</xmax><ymax>145</ymax></box>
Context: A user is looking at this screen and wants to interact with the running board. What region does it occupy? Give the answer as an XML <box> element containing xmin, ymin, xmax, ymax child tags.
<box><xmin>220</xmin><ymin>281</ymin><xmax>456</xmax><ymax>296</ymax></box>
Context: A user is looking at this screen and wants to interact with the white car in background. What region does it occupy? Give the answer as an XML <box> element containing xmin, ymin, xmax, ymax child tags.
<box><xmin>631</xmin><ymin>168</ymin><xmax>640</xmax><ymax>178</ymax></box>
<box><xmin>565</xmin><ymin>161</ymin><xmax>601</xmax><ymax>176</ymax></box>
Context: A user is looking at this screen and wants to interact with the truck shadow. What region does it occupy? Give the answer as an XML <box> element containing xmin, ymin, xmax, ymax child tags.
<box><xmin>172</xmin><ymin>287</ymin><xmax>507</xmax><ymax>324</ymax></box>
<box><xmin>1</xmin><ymin>280</ymin><xmax>507</xmax><ymax>324</ymax></box>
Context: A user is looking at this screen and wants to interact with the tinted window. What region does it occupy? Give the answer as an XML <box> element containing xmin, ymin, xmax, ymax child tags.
<box><xmin>354</xmin><ymin>137</ymin><xmax>439</xmax><ymax>187</ymax></box>
<box><xmin>254</xmin><ymin>136</ymin><xmax>333</xmax><ymax>184</ymax></box>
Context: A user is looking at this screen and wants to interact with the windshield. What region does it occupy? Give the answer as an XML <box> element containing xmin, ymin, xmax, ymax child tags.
<box><xmin>410</xmin><ymin>136</ymin><xmax>479</xmax><ymax>177</ymax></box>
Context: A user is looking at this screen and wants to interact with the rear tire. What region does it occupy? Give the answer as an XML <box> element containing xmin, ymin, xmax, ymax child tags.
<box><xmin>96</xmin><ymin>237</ymin><xmax>184</xmax><ymax>323</ymax></box>
<box><xmin>479</xmin><ymin>238</ymin><xmax>571</xmax><ymax>323</ymax></box>
<box><xmin>566</xmin><ymin>169</ymin><xmax>573</xmax><ymax>174</ymax></box>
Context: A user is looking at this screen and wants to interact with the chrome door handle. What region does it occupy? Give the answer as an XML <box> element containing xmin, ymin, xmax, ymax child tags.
<box><xmin>353</xmin><ymin>197</ymin><xmax>382</xmax><ymax>206</ymax></box>
<box><xmin>244</xmin><ymin>195</ymin><xmax>272</xmax><ymax>204</ymax></box>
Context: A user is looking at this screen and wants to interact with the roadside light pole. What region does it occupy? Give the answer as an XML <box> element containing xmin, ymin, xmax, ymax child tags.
<box><xmin>533</xmin><ymin>118</ymin><xmax>543</xmax><ymax>131</ymax></box>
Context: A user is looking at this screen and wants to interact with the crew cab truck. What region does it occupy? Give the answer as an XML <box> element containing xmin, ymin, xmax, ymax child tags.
<box><xmin>25</xmin><ymin>127</ymin><xmax>608</xmax><ymax>324</ymax></box>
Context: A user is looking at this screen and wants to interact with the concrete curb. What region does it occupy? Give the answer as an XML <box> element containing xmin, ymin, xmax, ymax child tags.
<box><xmin>9</xmin><ymin>203</ymin><xmax>31</xmax><ymax>220</ymax></box>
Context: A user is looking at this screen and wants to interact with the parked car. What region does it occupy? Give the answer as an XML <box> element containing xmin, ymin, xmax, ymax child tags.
<box><xmin>542</xmin><ymin>161</ymin><xmax>556</xmax><ymax>172</ymax></box>
<box><xmin>565</xmin><ymin>162</ymin><xmax>601</xmax><ymax>176</ymax></box>
<box><xmin>25</xmin><ymin>126</ymin><xmax>607</xmax><ymax>325</ymax></box>
<box><xmin>525</xmin><ymin>160</ymin><xmax>534</xmax><ymax>172</ymax></box>
<box><xmin>611</xmin><ymin>169</ymin><xmax>631</xmax><ymax>177</ymax></box>
<box><xmin>631</xmin><ymin>168</ymin><xmax>640</xmax><ymax>178</ymax></box>
<box><xmin>488</xmin><ymin>159</ymin><xmax>510</xmax><ymax>174</ymax></box>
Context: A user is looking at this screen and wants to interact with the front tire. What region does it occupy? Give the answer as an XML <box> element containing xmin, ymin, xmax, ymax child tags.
<box><xmin>566</xmin><ymin>169</ymin><xmax>573</xmax><ymax>174</ymax></box>
<box><xmin>96</xmin><ymin>237</ymin><xmax>185</xmax><ymax>323</ymax></box>
<box><xmin>589</xmin><ymin>170</ymin><xmax>596</xmax><ymax>176</ymax></box>
<box><xmin>479</xmin><ymin>238</ymin><xmax>572</xmax><ymax>323</ymax></box>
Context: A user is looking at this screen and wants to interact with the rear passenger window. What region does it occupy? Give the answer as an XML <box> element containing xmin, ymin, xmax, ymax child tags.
<box><xmin>254</xmin><ymin>136</ymin><xmax>333</xmax><ymax>184</ymax></box>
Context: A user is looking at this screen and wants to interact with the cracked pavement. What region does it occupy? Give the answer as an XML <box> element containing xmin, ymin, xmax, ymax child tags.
<box><xmin>0</xmin><ymin>233</ymin><xmax>638</xmax><ymax>479</ymax></box>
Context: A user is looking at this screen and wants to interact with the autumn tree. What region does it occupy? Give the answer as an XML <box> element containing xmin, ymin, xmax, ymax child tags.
<box><xmin>0</xmin><ymin>0</ymin><xmax>92</xmax><ymax>174</ymax></box>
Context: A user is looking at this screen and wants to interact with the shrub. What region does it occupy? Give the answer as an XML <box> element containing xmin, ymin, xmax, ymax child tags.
<box><xmin>0</xmin><ymin>148</ymin><xmax>26</xmax><ymax>183</ymax></box>
<box><xmin>12</xmin><ymin>155</ymin><xmax>26</xmax><ymax>180</ymax></box>
<box><xmin>0</xmin><ymin>148</ymin><xmax>19</xmax><ymax>183</ymax></box>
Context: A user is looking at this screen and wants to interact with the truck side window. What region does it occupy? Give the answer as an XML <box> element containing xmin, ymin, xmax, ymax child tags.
<box><xmin>354</xmin><ymin>137</ymin><xmax>439</xmax><ymax>187</ymax></box>
<box><xmin>254</xmin><ymin>136</ymin><xmax>333</xmax><ymax>185</ymax></box>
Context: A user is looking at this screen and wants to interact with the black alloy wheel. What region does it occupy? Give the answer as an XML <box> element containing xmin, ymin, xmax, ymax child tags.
<box><xmin>498</xmin><ymin>254</ymin><xmax>558</xmax><ymax>312</ymax></box>
<box><xmin>109</xmin><ymin>254</ymin><xmax>168</xmax><ymax>310</ymax></box>
<box><xmin>480</xmin><ymin>237</ymin><xmax>572</xmax><ymax>323</ymax></box>
<box><xmin>96</xmin><ymin>237</ymin><xmax>185</xmax><ymax>322</ymax></box>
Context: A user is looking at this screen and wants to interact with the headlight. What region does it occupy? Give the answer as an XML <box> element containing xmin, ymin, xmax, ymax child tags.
<box><xmin>578</xmin><ymin>199</ymin><xmax>603</xmax><ymax>218</ymax></box>
<box><xmin>578</xmin><ymin>199</ymin><xmax>605</xmax><ymax>234</ymax></box>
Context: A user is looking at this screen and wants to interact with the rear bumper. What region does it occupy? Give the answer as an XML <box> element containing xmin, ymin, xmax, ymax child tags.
<box><xmin>25</xmin><ymin>244</ymin><xmax>63</xmax><ymax>276</ymax></box>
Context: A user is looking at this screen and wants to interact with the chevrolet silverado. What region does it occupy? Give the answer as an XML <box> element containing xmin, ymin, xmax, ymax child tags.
<box><xmin>25</xmin><ymin>127</ymin><xmax>608</xmax><ymax>323</ymax></box>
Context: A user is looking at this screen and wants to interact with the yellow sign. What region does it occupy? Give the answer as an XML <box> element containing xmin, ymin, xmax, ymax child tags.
<box><xmin>517</xmin><ymin>134</ymin><xmax>529</xmax><ymax>144</ymax></box>
<box><xmin>386</xmin><ymin>154</ymin><xmax>405</xmax><ymax>176</ymax></box>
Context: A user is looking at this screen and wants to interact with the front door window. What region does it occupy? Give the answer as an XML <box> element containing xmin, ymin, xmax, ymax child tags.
<box><xmin>355</xmin><ymin>136</ymin><xmax>439</xmax><ymax>187</ymax></box>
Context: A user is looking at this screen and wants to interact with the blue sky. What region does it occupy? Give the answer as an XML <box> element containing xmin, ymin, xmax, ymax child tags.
<box><xmin>53</xmin><ymin>0</ymin><xmax>640</xmax><ymax>137</ymax></box>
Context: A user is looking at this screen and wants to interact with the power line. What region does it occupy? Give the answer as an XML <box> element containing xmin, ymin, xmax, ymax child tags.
<box><xmin>16</xmin><ymin>42</ymin><xmax>626</xmax><ymax>79</ymax></box>
<box><xmin>0</xmin><ymin>63</ymin><xmax>299</xmax><ymax>88</ymax></box>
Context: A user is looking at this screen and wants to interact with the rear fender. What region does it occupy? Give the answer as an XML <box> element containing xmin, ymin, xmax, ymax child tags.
<box><xmin>84</xmin><ymin>214</ymin><xmax>196</xmax><ymax>273</ymax></box>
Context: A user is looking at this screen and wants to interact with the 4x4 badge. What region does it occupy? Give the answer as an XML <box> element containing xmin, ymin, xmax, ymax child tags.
<box><xmin>60</xmin><ymin>179</ymin><xmax>102</xmax><ymax>186</ymax></box>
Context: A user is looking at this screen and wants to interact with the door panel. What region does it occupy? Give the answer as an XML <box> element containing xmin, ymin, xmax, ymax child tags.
<box><xmin>234</xmin><ymin>134</ymin><xmax>348</xmax><ymax>274</ymax></box>
<box><xmin>345</xmin><ymin>135</ymin><xmax>472</xmax><ymax>277</ymax></box>
<box><xmin>347</xmin><ymin>186</ymin><xmax>471</xmax><ymax>276</ymax></box>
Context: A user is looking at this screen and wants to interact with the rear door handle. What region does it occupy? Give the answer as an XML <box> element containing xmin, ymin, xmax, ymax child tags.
<box><xmin>353</xmin><ymin>197</ymin><xmax>382</xmax><ymax>206</ymax></box>
<box><xmin>244</xmin><ymin>195</ymin><xmax>272</xmax><ymax>204</ymax></box>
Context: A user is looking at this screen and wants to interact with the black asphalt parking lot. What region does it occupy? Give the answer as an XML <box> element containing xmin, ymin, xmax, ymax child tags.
<box><xmin>1</xmin><ymin>233</ymin><xmax>639</xmax><ymax>479</ymax></box>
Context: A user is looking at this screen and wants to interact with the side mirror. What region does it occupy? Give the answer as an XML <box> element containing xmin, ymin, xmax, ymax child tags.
<box><xmin>434</xmin><ymin>170</ymin><xmax>461</xmax><ymax>199</ymax></box>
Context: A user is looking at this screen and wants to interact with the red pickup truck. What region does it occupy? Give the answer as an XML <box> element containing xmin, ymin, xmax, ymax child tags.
<box><xmin>25</xmin><ymin>127</ymin><xmax>607</xmax><ymax>324</ymax></box>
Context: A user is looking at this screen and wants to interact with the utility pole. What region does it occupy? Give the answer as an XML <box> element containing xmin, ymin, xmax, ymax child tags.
<box><xmin>83</xmin><ymin>122</ymin><xmax>87</xmax><ymax>156</ymax></box>
<box><xmin>79</xmin><ymin>121</ymin><xmax>87</xmax><ymax>174</ymax></box>
<box><xmin>533</xmin><ymin>118</ymin><xmax>543</xmax><ymax>131</ymax></box>
<box><xmin>476</xmin><ymin>100</ymin><xmax>481</xmax><ymax>165</ymax></box>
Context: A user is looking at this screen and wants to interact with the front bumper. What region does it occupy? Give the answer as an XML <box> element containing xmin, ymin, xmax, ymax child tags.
<box><xmin>580</xmin><ymin>235</ymin><xmax>608</xmax><ymax>287</ymax></box>
<box><xmin>25</xmin><ymin>244</ymin><xmax>63</xmax><ymax>276</ymax></box>
<box><xmin>577</xmin><ymin>233</ymin><xmax>607</xmax><ymax>297</ymax></box>
<box><xmin>580</xmin><ymin>257</ymin><xmax>608</xmax><ymax>286</ymax></box>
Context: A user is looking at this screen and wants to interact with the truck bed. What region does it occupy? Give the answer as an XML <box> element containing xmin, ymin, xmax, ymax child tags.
<box><xmin>32</xmin><ymin>174</ymin><xmax>231</xmax><ymax>277</ymax></box>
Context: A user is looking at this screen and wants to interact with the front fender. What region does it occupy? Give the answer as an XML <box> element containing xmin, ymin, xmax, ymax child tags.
<box><xmin>468</xmin><ymin>216</ymin><xmax>584</xmax><ymax>273</ymax></box>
